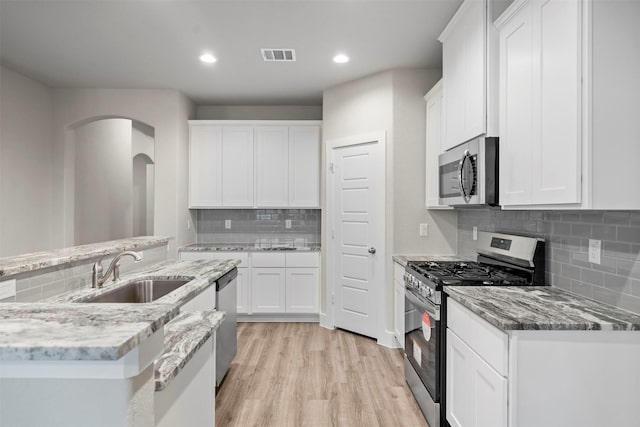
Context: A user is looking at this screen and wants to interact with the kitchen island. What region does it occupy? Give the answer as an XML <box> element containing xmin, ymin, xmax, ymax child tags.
<box><xmin>0</xmin><ymin>257</ymin><xmax>237</xmax><ymax>427</ymax></box>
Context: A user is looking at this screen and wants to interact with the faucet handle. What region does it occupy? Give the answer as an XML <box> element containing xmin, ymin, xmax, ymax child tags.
<box><xmin>113</xmin><ymin>263</ymin><xmax>120</xmax><ymax>282</ymax></box>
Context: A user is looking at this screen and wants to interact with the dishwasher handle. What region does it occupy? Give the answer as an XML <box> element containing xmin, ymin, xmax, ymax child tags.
<box><xmin>216</xmin><ymin>267</ymin><xmax>238</xmax><ymax>291</ymax></box>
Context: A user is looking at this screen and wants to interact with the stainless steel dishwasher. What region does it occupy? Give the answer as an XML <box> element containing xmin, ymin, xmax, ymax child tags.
<box><xmin>215</xmin><ymin>267</ymin><xmax>237</xmax><ymax>387</ymax></box>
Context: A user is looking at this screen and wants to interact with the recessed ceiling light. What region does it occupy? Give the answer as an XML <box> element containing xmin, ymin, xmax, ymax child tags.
<box><xmin>199</xmin><ymin>53</ymin><xmax>217</xmax><ymax>64</ymax></box>
<box><xmin>333</xmin><ymin>54</ymin><xmax>350</xmax><ymax>64</ymax></box>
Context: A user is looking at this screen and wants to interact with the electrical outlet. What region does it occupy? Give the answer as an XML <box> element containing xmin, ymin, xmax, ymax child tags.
<box><xmin>419</xmin><ymin>223</ymin><xmax>429</xmax><ymax>237</ymax></box>
<box><xmin>285</xmin><ymin>219</ymin><xmax>292</xmax><ymax>229</ymax></box>
<box><xmin>473</xmin><ymin>226</ymin><xmax>478</xmax><ymax>241</ymax></box>
<box><xmin>225</xmin><ymin>219</ymin><xmax>231</xmax><ymax>229</ymax></box>
<box><xmin>589</xmin><ymin>239</ymin><xmax>602</xmax><ymax>264</ymax></box>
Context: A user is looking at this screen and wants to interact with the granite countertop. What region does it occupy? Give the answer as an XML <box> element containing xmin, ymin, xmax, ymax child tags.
<box><xmin>392</xmin><ymin>254</ymin><xmax>472</xmax><ymax>267</ymax></box>
<box><xmin>2</xmin><ymin>259</ymin><xmax>239</xmax><ymax>361</ymax></box>
<box><xmin>155</xmin><ymin>310</ymin><xmax>225</xmax><ymax>391</ymax></box>
<box><xmin>180</xmin><ymin>243</ymin><xmax>321</xmax><ymax>253</ymax></box>
<box><xmin>0</xmin><ymin>302</ymin><xmax>179</xmax><ymax>361</ymax></box>
<box><xmin>445</xmin><ymin>286</ymin><xmax>640</xmax><ymax>331</ymax></box>
<box><xmin>51</xmin><ymin>259</ymin><xmax>240</xmax><ymax>308</ymax></box>
<box><xmin>0</xmin><ymin>236</ymin><xmax>169</xmax><ymax>279</ymax></box>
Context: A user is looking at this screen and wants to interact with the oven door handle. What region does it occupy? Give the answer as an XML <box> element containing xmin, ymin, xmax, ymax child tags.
<box><xmin>405</xmin><ymin>289</ymin><xmax>440</xmax><ymax>321</ymax></box>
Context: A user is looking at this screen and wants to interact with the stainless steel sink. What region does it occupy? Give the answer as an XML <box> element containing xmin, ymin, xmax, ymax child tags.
<box><xmin>83</xmin><ymin>279</ymin><xmax>191</xmax><ymax>303</ymax></box>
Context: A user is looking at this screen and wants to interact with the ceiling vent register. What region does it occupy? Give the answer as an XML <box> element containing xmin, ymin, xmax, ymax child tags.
<box><xmin>261</xmin><ymin>48</ymin><xmax>296</xmax><ymax>62</ymax></box>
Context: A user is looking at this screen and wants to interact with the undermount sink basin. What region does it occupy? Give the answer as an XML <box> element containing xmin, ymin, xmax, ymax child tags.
<box><xmin>83</xmin><ymin>279</ymin><xmax>191</xmax><ymax>303</ymax></box>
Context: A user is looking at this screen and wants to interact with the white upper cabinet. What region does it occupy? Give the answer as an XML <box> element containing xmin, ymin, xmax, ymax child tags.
<box><xmin>255</xmin><ymin>126</ymin><xmax>289</xmax><ymax>207</ymax></box>
<box><xmin>497</xmin><ymin>0</ymin><xmax>640</xmax><ymax>209</ymax></box>
<box><xmin>189</xmin><ymin>125</ymin><xmax>223</xmax><ymax>208</ymax></box>
<box><xmin>221</xmin><ymin>126</ymin><xmax>254</xmax><ymax>207</ymax></box>
<box><xmin>498</xmin><ymin>0</ymin><xmax>581</xmax><ymax>207</ymax></box>
<box><xmin>189</xmin><ymin>121</ymin><xmax>321</xmax><ymax>209</ymax></box>
<box><xmin>424</xmin><ymin>80</ymin><xmax>452</xmax><ymax>209</ymax></box>
<box><xmin>439</xmin><ymin>0</ymin><xmax>499</xmax><ymax>151</ymax></box>
<box><xmin>289</xmin><ymin>126</ymin><xmax>320</xmax><ymax>207</ymax></box>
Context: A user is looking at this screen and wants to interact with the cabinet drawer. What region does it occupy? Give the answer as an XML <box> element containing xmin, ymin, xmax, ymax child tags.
<box><xmin>251</xmin><ymin>252</ymin><xmax>286</xmax><ymax>267</ymax></box>
<box><xmin>286</xmin><ymin>252</ymin><xmax>320</xmax><ymax>268</ymax></box>
<box><xmin>393</xmin><ymin>262</ymin><xmax>405</xmax><ymax>284</ymax></box>
<box><xmin>447</xmin><ymin>299</ymin><xmax>508</xmax><ymax>376</ymax></box>
<box><xmin>213</xmin><ymin>252</ymin><xmax>249</xmax><ymax>267</ymax></box>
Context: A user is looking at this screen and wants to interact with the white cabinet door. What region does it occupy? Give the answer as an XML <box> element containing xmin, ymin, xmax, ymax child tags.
<box><xmin>424</xmin><ymin>80</ymin><xmax>451</xmax><ymax>209</ymax></box>
<box><xmin>531</xmin><ymin>0</ymin><xmax>581</xmax><ymax>205</ymax></box>
<box><xmin>236</xmin><ymin>268</ymin><xmax>249</xmax><ymax>314</ymax></box>
<box><xmin>285</xmin><ymin>268</ymin><xmax>318</xmax><ymax>313</ymax></box>
<box><xmin>447</xmin><ymin>329</ymin><xmax>507</xmax><ymax>427</ymax></box>
<box><xmin>221</xmin><ymin>126</ymin><xmax>254</xmax><ymax>207</ymax></box>
<box><xmin>255</xmin><ymin>126</ymin><xmax>289</xmax><ymax>207</ymax></box>
<box><xmin>189</xmin><ymin>125</ymin><xmax>222</xmax><ymax>207</ymax></box>
<box><xmin>499</xmin><ymin>0</ymin><xmax>535</xmax><ymax>206</ymax></box>
<box><xmin>393</xmin><ymin>280</ymin><xmax>404</xmax><ymax>348</ymax></box>
<box><xmin>251</xmin><ymin>267</ymin><xmax>286</xmax><ymax>313</ymax></box>
<box><xmin>441</xmin><ymin>0</ymin><xmax>487</xmax><ymax>151</ymax></box>
<box><xmin>498</xmin><ymin>0</ymin><xmax>582</xmax><ymax>207</ymax></box>
<box><xmin>289</xmin><ymin>126</ymin><xmax>320</xmax><ymax>207</ymax></box>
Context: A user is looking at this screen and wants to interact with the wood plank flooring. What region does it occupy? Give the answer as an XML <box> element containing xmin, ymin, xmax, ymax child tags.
<box><xmin>216</xmin><ymin>322</ymin><xmax>428</xmax><ymax>427</ymax></box>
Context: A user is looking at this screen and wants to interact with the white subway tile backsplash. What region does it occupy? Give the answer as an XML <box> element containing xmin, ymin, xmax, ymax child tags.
<box><xmin>459</xmin><ymin>209</ymin><xmax>640</xmax><ymax>315</ymax></box>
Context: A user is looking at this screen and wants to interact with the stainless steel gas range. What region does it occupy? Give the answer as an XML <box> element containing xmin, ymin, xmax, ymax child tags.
<box><xmin>403</xmin><ymin>232</ymin><xmax>546</xmax><ymax>427</ymax></box>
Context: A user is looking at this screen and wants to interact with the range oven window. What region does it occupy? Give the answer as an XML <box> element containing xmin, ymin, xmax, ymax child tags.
<box><xmin>405</xmin><ymin>292</ymin><xmax>441</xmax><ymax>402</ymax></box>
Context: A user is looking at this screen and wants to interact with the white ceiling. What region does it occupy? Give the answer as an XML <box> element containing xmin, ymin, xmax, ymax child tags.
<box><xmin>0</xmin><ymin>0</ymin><xmax>462</xmax><ymax>105</ymax></box>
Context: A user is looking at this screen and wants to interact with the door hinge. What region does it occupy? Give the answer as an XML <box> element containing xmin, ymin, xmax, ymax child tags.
<box><xmin>329</xmin><ymin>162</ymin><xmax>334</xmax><ymax>174</ymax></box>
<box><xmin>331</xmin><ymin>229</ymin><xmax>335</xmax><ymax>240</ymax></box>
<box><xmin>331</xmin><ymin>294</ymin><xmax>335</xmax><ymax>305</ymax></box>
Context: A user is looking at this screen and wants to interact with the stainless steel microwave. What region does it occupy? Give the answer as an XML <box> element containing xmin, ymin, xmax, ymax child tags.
<box><xmin>438</xmin><ymin>136</ymin><xmax>498</xmax><ymax>206</ymax></box>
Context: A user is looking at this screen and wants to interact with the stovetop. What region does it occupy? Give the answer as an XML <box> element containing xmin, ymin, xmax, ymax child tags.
<box><xmin>407</xmin><ymin>260</ymin><xmax>530</xmax><ymax>286</ymax></box>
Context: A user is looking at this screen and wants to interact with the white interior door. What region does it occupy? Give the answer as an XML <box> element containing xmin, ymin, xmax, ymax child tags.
<box><xmin>330</xmin><ymin>136</ymin><xmax>384</xmax><ymax>340</ymax></box>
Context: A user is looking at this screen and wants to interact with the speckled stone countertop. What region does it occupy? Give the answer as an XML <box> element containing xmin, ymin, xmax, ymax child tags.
<box><xmin>392</xmin><ymin>254</ymin><xmax>472</xmax><ymax>267</ymax></box>
<box><xmin>445</xmin><ymin>286</ymin><xmax>640</xmax><ymax>331</ymax></box>
<box><xmin>0</xmin><ymin>302</ymin><xmax>179</xmax><ymax>361</ymax></box>
<box><xmin>0</xmin><ymin>236</ymin><xmax>169</xmax><ymax>279</ymax></box>
<box><xmin>52</xmin><ymin>259</ymin><xmax>240</xmax><ymax>308</ymax></box>
<box><xmin>2</xmin><ymin>259</ymin><xmax>238</xmax><ymax>361</ymax></box>
<box><xmin>155</xmin><ymin>310</ymin><xmax>225</xmax><ymax>391</ymax></box>
<box><xmin>180</xmin><ymin>243</ymin><xmax>321</xmax><ymax>252</ymax></box>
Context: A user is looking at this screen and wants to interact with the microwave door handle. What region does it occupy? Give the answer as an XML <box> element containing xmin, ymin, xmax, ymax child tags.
<box><xmin>458</xmin><ymin>150</ymin><xmax>469</xmax><ymax>202</ymax></box>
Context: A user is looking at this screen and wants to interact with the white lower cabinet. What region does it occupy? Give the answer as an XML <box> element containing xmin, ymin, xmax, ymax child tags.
<box><xmin>251</xmin><ymin>267</ymin><xmax>287</xmax><ymax>313</ymax></box>
<box><xmin>285</xmin><ymin>268</ymin><xmax>318</xmax><ymax>313</ymax></box>
<box><xmin>180</xmin><ymin>250</ymin><xmax>319</xmax><ymax>317</ymax></box>
<box><xmin>447</xmin><ymin>329</ymin><xmax>507</xmax><ymax>427</ymax></box>
<box><xmin>447</xmin><ymin>298</ymin><xmax>640</xmax><ymax>427</ymax></box>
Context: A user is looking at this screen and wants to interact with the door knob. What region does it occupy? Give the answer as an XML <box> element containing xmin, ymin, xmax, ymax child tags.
<box><xmin>368</xmin><ymin>247</ymin><xmax>376</xmax><ymax>254</ymax></box>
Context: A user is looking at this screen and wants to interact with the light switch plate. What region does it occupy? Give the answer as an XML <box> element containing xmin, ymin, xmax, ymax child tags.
<box><xmin>225</xmin><ymin>220</ymin><xmax>231</xmax><ymax>229</ymax></box>
<box><xmin>589</xmin><ymin>239</ymin><xmax>601</xmax><ymax>264</ymax></box>
<box><xmin>473</xmin><ymin>226</ymin><xmax>478</xmax><ymax>241</ymax></box>
<box><xmin>0</xmin><ymin>279</ymin><xmax>17</xmax><ymax>300</ymax></box>
<box><xmin>419</xmin><ymin>223</ymin><xmax>429</xmax><ymax>237</ymax></box>
<box><xmin>285</xmin><ymin>219</ymin><xmax>292</xmax><ymax>229</ymax></box>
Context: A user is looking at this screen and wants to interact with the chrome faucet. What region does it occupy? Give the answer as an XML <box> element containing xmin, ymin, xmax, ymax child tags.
<box><xmin>92</xmin><ymin>251</ymin><xmax>143</xmax><ymax>288</ymax></box>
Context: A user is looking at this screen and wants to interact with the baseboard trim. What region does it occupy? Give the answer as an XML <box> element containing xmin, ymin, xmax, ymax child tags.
<box><xmin>319</xmin><ymin>312</ymin><xmax>334</xmax><ymax>330</ymax></box>
<box><xmin>377</xmin><ymin>330</ymin><xmax>400</xmax><ymax>349</ymax></box>
<box><xmin>238</xmin><ymin>313</ymin><xmax>319</xmax><ymax>323</ymax></box>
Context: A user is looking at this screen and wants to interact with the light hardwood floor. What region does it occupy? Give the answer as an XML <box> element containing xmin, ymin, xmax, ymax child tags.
<box><xmin>216</xmin><ymin>322</ymin><xmax>429</xmax><ymax>427</ymax></box>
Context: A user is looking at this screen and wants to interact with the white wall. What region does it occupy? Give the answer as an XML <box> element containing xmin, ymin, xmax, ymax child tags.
<box><xmin>51</xmin><ymin>89</ymin><xmax>196</xmax><ymax>257</ymax></box>
<box><xmin>74</xmin><ymin>118</ymin><xmax>133</xmax><ymax>245</ymax></box>
<box><xmin>196</xmin><ymin>105</ymin><xmax>322</xmax><ymax>120</ymax></box>
<box><xmin>322</xmin><ymin>68</ymin><xmax>458</xmax><ymax>339</ymax></box>
<box><xmin>0</xmin><ymin>66</ymin><xmax>55</xmax><ymax>257</ymax></box>
<box><xmin>392</xmin><ymin>69</ymin><xmax>458</xmax><ymax>254</ymax></box>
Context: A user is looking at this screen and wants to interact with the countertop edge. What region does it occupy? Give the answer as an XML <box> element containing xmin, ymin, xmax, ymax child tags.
<box><xmin>0</xmin><ymin>236</ymin><xmax>170</xmax><ymax>280</ymax></box>
<box><xmin>154</xmin><ymin>310</ymin><xmax>225</xmax><ymax>391</ymax></box>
